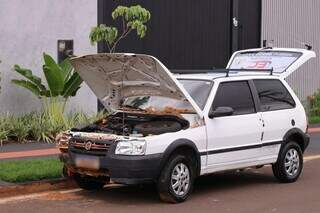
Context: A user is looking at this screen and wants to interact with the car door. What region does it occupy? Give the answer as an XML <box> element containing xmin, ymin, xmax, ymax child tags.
<box><xmin>252</xmin><ymin>79</ymin><xmax>297</xmax><ymax>159</ymax></box>
<box><xmin>205</xmin><ymin>80</ymin><xmax>263</xmax><ymax>172</ymax></box>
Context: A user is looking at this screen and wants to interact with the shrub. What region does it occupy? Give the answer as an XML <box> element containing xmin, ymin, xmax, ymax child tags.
<box><xmin>0</xmin><ymin>114</ymin><xmax>9</xmax><ymax>145</ymax></box>
<box><xmin>0</xmin><ymin>109</ymin><xmax>106</xmax><ymax>144</ymax></box>
<box><xmin>307</xmin><ymin>90</ymin><xmax>320</xmax><ymax>116</ymax></box>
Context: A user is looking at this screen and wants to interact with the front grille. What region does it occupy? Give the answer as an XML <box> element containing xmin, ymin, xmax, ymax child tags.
<box><xmin>69</xmin><ymin>139</ymin><xmax>113</xmax><ymax>156</ymax></box>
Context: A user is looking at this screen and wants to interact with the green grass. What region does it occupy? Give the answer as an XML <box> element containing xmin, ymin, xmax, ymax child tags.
<box><xmin>0</xmin><ymin>158</ymin><xmax>63</xmax><ymax>183</ymax></box>
<box><xmin>309</xmin><ymin>116</ymin><xmax>320</xmax><ymax>125</ymax></box>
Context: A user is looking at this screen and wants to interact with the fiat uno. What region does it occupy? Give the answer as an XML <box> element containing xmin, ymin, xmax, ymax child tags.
<box><xmin>57</xmin><ymin>48</ymin><xmax>315</xmax><ymax>203</ymax></box>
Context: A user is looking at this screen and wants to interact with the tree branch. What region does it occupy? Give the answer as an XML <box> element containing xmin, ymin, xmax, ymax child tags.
<box><xmin>106</xmin><ymin>42</ymin><xmax>111</xmax><ymax>53</ymax></box>
<box><xmin>110</xmin><ymin>23</ymin><xmax>132</xmax><ymax>53</ymax></box>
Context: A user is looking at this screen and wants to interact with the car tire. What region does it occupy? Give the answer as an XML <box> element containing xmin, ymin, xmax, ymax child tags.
<box><xmin>157</xmin><ymin>154</ymin><xmax>196</xmax><ymax>203</ymax></box>
<box><xmin>74</xmin><ymin>175</ymin><xmax>105</xmax><ymax>191</ymax></box>
<box><xmin>62</xmin><ymin>165</ymin><xmax>69</xmax><ymax>178</ymax></box>
<box><xmin>272</xmin><ymin>141</ymin><xmax>303</xmax><ymax>183</ymax></box>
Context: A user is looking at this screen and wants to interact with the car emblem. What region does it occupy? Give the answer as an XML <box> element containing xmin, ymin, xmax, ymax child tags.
<box><xmin>85</xmin><ymin>141</ymin><xmax>92</xmax><ymax>151</ymax></box>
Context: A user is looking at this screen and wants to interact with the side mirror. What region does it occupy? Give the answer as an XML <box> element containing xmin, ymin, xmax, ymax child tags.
<box><xmin>208</xmin><ymin>106</ymin><xmax>234</xmax><ymax>118</ymax></box>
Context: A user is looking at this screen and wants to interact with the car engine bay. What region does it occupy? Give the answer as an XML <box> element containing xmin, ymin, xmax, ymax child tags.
<box><xmin>71</xmin><ymin>111</ymin><xmax>190</xmax><ymax>137</ymax></box>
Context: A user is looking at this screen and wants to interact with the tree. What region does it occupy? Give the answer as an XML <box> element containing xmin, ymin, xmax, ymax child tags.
<box><xmin>11</xmin><ymin>53</ymin><xmax>83</xmax><ymax>111</ymax></box>
<box><xmin>89</xmin><ymin>5</ymin><xmax>151</xmax><ymax>53</ymax></box>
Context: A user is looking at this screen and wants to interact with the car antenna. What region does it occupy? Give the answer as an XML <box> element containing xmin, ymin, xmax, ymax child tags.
<box><xmin>305</xmin><ymin>44</ymin><xmax>312</xmax><ymax>50</ymax></box>
<box><xmin>122</xmin><ymin>64</ymin><xmax>125</xmax><ymax>136</ymax></box>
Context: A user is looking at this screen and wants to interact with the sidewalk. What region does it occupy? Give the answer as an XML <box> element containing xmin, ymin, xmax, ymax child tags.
<box><xmin>309</xmin><ymin>124</ymin><xmax>320</xmax><ymax>133</ymax></box>
<box><xmin>0</xmin><ymin>148</ymin><xmax>59</xmax><ymax>160</ymax></box>
<box><xmin>0</xmin><ymin>142</ymin><xmax>59</xmax><ymax>160</ymax></box>
<box><xmin>0</xmin><ymin>127</ymin><xmax>320</xmax><ymax>160</ymax></box>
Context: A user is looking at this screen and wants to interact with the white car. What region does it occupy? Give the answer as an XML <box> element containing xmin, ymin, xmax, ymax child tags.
<box><xmin>57</xmin><ymin>48</ymin><xmax>315</xmax><ymax>203</ymax></box>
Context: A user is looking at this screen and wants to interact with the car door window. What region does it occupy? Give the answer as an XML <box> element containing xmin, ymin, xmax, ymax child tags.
<box><xmin>212</xmin><ymin>81</ymin><xmax>255</xmax><ymax>115</ymax></box>
<box><xmin>253</xmin><ymin>79</ymin><xmax>295</xmax><ymax>111</ymax></box>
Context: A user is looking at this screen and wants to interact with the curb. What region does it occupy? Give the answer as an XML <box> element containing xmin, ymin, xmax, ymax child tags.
<box><xmin>0</xmin><ymin>178</ymin><xmax>77</xmax><ymax>198</ymax></box>
<box><xmin>308</xmin><ymin>127</ymin><xmax>320</xmax><ymax>134</ymax></box>
<box><xmin>0</xmin><ymin>148</ymin><xmax>59</xmax><ymax>160</ymax></box>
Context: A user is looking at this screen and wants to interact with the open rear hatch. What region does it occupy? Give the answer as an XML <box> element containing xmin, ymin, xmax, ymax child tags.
<box><xmin>227</xmin><ymin>48</ymin><xmax>316</xmax><ymax>78</ymax></box>
<box><xmin>70</xmin><ymin>53</ymin><xmax>203</xmax><ymax>117</ymax></box>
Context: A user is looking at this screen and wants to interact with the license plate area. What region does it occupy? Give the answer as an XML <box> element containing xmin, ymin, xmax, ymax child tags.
<box><xmin>75</xmin><ymin>155</ymin><xmax>100</xmax><ymax>170</ymax></box>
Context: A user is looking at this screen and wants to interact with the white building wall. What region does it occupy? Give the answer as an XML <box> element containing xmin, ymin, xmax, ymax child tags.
<box><xmin>0</xmin><ymin>0</ymin><xmax>97</xmax><ymax>114</ymax></box>
<box><xmin>261</xmin><ymin>0</ymin><xmax>320</xmax><ymax>101</ymax></box>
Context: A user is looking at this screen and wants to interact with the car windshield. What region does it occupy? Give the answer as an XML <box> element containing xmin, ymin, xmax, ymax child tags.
<box><xmin>178</xmin><ymin>79</ymin><xmax>213</xmax><ymax>109</ymax></box>
<box><xmin>121</xmin><ymin>96</ymin><xmax>194</xmax><ymax>113</ymax></box>
<box><xmin>121</xmin><ymin>79</ymin><xmax>212</xmax><ymax>112</ymax></box>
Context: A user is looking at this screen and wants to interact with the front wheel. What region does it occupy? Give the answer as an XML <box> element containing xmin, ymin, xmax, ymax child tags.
<box><xmin>272</xmin><ymin>141</ymin><xmax>303</xmax><ymax>183</ymax></box>
<box><xmin>157</xmin><ymin>154</ymin><xmax>196</xmax><ymax>203</ymax></box>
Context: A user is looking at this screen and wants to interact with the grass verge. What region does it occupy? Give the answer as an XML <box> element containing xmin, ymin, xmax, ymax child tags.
<box><xmin>309</xmin><ymin>116</ymin><xmax>320</xmax><ymax>125</ymax></box>
<box><xmin>0</xmin><ymin>158</ymin><xmax>63</xmax><ymax>183</ymax></box>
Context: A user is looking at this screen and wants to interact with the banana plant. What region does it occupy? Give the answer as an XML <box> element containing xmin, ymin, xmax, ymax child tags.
<box><xmin>12</xmin><ymin>53</ymin><xmax>83</xmax><ymax>100</ymax></box>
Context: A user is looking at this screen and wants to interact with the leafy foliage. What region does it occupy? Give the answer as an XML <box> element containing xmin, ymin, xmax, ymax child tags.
<box><xmin>308</xmin><ymin>90</ymin><xmax>320</xmax><ymax>116</ymax></box>
<box><xmin>307</xmin><ymin>90</ymin><xmax>320</xmax><ymax>124</ymax></box>
<box><xmin>90</xmin><ymin>25</ymin><xmax>118</xmax><ymax>47</ymax></box>
<box><xmin>0</xmin><ymin>104</ymin><xmax>107</xmax><ymax>143</ymax></box>
<box><xmin>0</xmin><ymin>114</ymin><xmax>9</xmax><ymax>145</ymax></box>
<box><xmin>12</xmin><ymin>53</ymin><xmax>83</xmax><ymax>100</ymax></box>
<box><xmin>89</xmin><ymin>5</ymin><xmax>151</xmax><ymax>53</ymax></box>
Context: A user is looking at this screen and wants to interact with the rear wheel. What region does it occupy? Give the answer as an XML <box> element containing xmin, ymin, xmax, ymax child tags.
<box><xmin>74</xmin><ymin>175</ymin><xmax>105</xmax><ymax>190</ymax></box>
<box><xmin>272</xmin><ymin>141</ymin><xmax>303</xmax><ymax>183</ymax></box>
<box><xmin>157</xmin><ymin>154</ymin><xmax>196</xmax><ymax>203</ymax></box>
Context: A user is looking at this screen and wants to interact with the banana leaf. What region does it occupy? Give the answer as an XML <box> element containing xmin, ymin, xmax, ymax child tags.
<box><xmin>43</xmin><ymin>65</ymin><xmax>64</xmax><ymax>96</ymax></box>
<box><xmin>43</xmin><ymin>53</ymin><xmax>69</xmax><ymax>86</ymax></box>
<box><xmin>59</xmin><ymin>59</ymin><xmax>74</xmax><ymax>83</ymax></box>
<box><xmin>11</xmin><ymin>79</ymin><xmax>42</xmax><ymax>98</ymax></box>
<box><xmin>13</xmin><ymin>65</ymin><xmax>47</xmax><ymax>91</ymax></box>
<box><xmin>12</xmin><ymin>53</ymin><xmax>83</xmax><ymax>99</ymax></box>
<box><xmin>62</xmin><ymin>73</ymin><xmax>83</xmax><ymax>98</ymax></box>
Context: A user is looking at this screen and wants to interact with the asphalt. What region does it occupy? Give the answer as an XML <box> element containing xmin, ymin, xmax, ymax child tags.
<box><xmin>0</xmin><ymin>142</ymin><xmax>55</xmax><ymax>153</ymax></box>
<box><xmin>0</xmin><ymin>133</ymin><xmax>320</xmax><ymax>212</ymax></box>
<box><xmin>306</xmin><ymin>132</ymin><xmax>320</xmax><ymax>153</ymax></box>
<box><xmin>0</xmin><ymin>142</ymin><xmax>58</xmax><ymax>160</ymax></box>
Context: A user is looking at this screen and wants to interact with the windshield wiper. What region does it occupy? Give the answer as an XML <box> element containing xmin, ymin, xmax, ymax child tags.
<box><xmin>121</xmin><ymin>105</ymin><xmax>144</xmax><ymax>111</ymax></box>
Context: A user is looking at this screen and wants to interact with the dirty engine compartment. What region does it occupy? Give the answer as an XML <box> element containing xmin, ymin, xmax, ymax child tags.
<box><xmin>71</xmin><ymin>111</ymin><xmax>190</xmax><ymax>137</ymax></box>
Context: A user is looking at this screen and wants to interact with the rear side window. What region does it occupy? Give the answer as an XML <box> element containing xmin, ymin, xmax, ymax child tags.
<box><xmin>212</xmin><ymin>81</ymin><xmax>255</xmax><ymax>115</ymax></box>
<box><xmin>253</xmin><ymin>79</ymin><xmax>295</xmax><ymax>111</ymax></box>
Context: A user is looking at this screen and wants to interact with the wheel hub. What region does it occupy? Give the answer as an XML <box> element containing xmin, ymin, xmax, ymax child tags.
<box><xmin>171</xmin><ymin>163</ymin><xmax>190</xmax><ymax>196</ymax></box>
<box><xmin>284</xmin><ymin>148</ymin><xmax>300</xmax><ymax>176</ymax></box>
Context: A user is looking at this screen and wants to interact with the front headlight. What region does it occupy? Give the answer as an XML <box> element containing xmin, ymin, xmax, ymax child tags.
<box><xmin>115</xmin><ymin>139</ymin><xmax>146</xmax><ymax>156</ymax></box>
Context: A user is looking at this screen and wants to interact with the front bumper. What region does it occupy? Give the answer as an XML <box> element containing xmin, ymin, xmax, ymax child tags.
<box><xmin>60</xmin><ymin>151</ymin><xmax>162</xmax><ymax>185</ymax></box>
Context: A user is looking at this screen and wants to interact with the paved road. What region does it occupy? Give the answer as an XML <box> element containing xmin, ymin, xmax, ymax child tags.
<box><xmin>1</xmin><ymin>134</ymin><xmax>320</xmax><ymax>213</ymax></box>
<box><xmin>307</xmin><ymin>132</ymin><xmax>320</xmax><ymax>153</ymax></box>
<box><xmin>0</xmin><ymin>142</ymin><xmax>55</xmax><ymax>153</ymax></box>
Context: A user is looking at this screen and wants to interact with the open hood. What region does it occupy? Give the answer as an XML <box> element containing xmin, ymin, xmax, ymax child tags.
<box><xmin>70</xmin><ymin>53</ymin><xmax>203</xmax><ymax>117</ymax></box>
<box><xmin>227</xmin><ymin>48</ymin><xmax>316</xmax><ymax>78</ymax></box>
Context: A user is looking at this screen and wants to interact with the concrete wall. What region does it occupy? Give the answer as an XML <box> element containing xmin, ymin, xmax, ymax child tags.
<box><xmin>261</xmin><ymin>0</ymin><xmax>320</xmax><ymax>101</ymax></box>
<box><xmin>0</xmin><ymin>0</ymin><xmax>97</xmax><ymax>114</ymax></box>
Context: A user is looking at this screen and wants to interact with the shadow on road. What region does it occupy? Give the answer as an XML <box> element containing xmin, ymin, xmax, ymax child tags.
<box><xmin>77</xmin><ymin>169</ymin><xmax>276</xmax><ymax>205</ymax></box>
